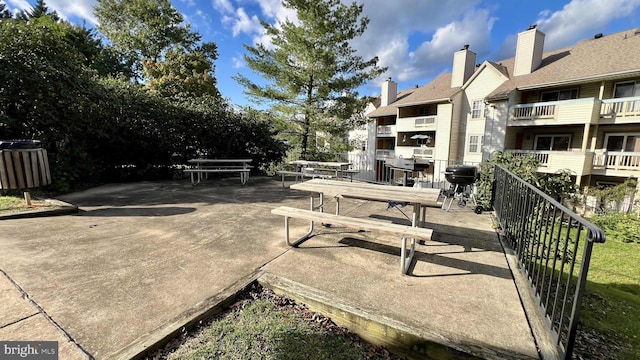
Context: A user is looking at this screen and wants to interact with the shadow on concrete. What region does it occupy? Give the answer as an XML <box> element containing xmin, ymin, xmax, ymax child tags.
<box><xmin>58</xmin><ymin>177</ymin><xmax>310</xmax><ymax>208</ymax></box>
<box><xmin>338</xmin><ymin>237</ymin><xmax>512</xmax><ymax>279</ymax></box>
<box><xmin>78</xmin><ymin>206</ymin><xmax>196</xmax><ymax>217</ymax></box>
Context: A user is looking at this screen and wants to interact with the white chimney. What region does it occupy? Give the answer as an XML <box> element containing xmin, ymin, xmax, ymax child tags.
<box><xmin>514</xmin><ymin>25</ymin><xmax>545</xmax><ymax>76</ymax></box>
<box><xmin>450</xmin><ymin>45</ymin><xmax>476</xmax><ymax>88</ymax></box>
<box><xmin>381</xmin><ymin>77</ymin><xmax>397</xmax><ymax>106</ymax></box>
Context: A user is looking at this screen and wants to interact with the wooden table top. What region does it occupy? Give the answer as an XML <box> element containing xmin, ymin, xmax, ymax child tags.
<box><xmin>290</xmin><ymin>179</ymin><xmax>440</xmax><ymax>206</ymax></box>
<box><xmin>289</xmin><ymin>160</ymin><xmax>351</xmax><ymax>167</ymax></box>
<box><xmin>188</xmin><ymin>159</ymin><xmax>252</xmax><ymax>163</ymax></box>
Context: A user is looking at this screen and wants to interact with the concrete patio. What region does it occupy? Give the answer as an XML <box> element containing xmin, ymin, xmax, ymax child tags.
<box><xmin>0</xmin><ymin>177</ymin><xmax>541</xmax><ymax>359</ymax></box>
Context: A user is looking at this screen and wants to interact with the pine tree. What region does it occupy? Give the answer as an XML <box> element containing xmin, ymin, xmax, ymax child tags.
<box><xmin>234</xmin><ymin>0</ymin><xmax>386</xmax><ymax>159</ymax></box>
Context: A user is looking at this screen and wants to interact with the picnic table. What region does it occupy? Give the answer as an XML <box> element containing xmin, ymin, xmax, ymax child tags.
<box><xmin>271</xmin><ymin>179</ymin><xmax>441</xmax><ymax>274</ymax></box>
<box><xmin>184</xmin><ymin>159</ymin><xmax>253</xmax><ymax>185</ymax></box>
<box><xmin>277</xmin><ymin>160</ymin><xmax>358</xmax><ymax>187</ymax></box>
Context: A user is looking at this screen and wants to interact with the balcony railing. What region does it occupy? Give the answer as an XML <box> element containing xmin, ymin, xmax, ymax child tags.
<box><xmin>375</xmin><ymin>149</ymin><xmax>394</xmax><ymax>159</ymax></box>
<box><xmin>413</xmin><ymin>147</ymin><xmax>434</xmax><ymax>158</ymax></box>
<box><xmin>600</xmin><ymin>96</ymin><xmax>640</xmax><ymax>118</ymax></box>
<box><xmin>512</xmin><ymin>103</ymin><xmax>556</xmax><ymax>120</ymax></box>
<box><xmin>510</xmin><ymin>98</ymin><xmax>598</xmax><ymax>125</ymax></box>
<box><xmin>593</xmin><ymin>151</ymin><xmax>640</xmax><ymax>171</ymax></box>
<box><xmin>511</xmin><ymin>150</ymin><xmax>550</xmax><ymax>165</ymax></box>
<box><xmin>508</xmin><ymin>150</ymin><xmax>595</xmax><ymax>176</ymax></box>
<box><xmin>376</xmin><ymin>125</ymin><xmax>395</xmax><ymax>136</ymax></box>
<box><xmin>414</xmin><ymin>116</ymin><xmax>437</xmax><ymax>128</ymax></box>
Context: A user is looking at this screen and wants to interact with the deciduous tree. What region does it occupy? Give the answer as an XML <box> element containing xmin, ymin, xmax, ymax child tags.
<box><xmin>95</xmin><ymin>0</ymin><xmax>199</xmax><ymax>73</ymax></box>
<box><xmin>234</xmin><ymin>0</ymin><xmax>386</xmax><ymax>159</ymax></box>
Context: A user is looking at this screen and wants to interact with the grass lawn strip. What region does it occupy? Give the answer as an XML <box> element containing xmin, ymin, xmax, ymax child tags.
<box><xmin>576</xmin><ymin>213</ymin><xmax>640</xmax><ymax>360</ymax></box>
<box><xmin>151</xmin><ymin>283</ymin><xmax>404</xmax><ymax>360</ymax></box>
<box><xmin>0</xmin><ymin>195</ymin><xmax>61</xmax><ymax>214</ymax></box>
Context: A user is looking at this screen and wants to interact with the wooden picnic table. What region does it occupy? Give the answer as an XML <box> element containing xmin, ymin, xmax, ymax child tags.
<box><xmin>185</xmin><ymin>159</ymin><xmax>253</xmax><ymax>185</ymax></box>
<box><xmin>277</xmin><ymin>178</ymin><xmax>441</xmax><ymax>274</ymax></box>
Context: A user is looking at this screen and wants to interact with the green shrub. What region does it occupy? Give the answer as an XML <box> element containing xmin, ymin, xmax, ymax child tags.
<box><xmin>591</xmin><ymin>212</ymin><xmax>640</xmax><ymax>244</ymax></box>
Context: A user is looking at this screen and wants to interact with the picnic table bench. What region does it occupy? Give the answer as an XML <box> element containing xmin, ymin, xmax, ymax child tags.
<box><xmin>184</xmin><ymin>159</ymin><xmax>253</xmax><ymax>185</ymax></box>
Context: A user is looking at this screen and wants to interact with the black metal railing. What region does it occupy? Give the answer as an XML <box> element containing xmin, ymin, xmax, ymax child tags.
<box><xmin>492</xmin><ymin>165</ymin><xmax>606</xmax><ymax>359</ymax></box>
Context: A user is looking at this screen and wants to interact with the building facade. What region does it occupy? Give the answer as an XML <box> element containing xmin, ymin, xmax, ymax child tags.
<box><xmin>353</xmin><ymin>26</ymin><xmax>640</xmax><ymax>193</ymax></box>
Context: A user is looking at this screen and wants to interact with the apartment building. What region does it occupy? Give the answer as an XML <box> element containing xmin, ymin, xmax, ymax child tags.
<box><xmin>356</xmin><ymin>25</ymin><xmax>640</xmax><ymax>191</ymax></box>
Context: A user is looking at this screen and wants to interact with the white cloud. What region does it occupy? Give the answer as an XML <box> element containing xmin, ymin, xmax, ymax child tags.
<box><xmin>350</xmin><ymin>0</ymin><xmax>492</xmax><ymax>87</ymax></box>
<box><xmin>232</xmin><ymin>56</ymin><xmax>245</xmax><ymax>68</ymax></box>
<box><xmin>536</xmin><ymin>0</ymin><xmax>640</xmax><ymax>50</ymax></box>
<box><xmin>229</xmin><ymin>7</ymin><xmax>262</xmax><ymax>37</ymax></box>
<box><xmin>46</xmin><ymin>0</ymin><xmax>98</xmax><ymax>24</ymax></box>
<box><xmin>212</xmin><ymin>0</ymin><xmax>234</xmax><ymax>14</ymax></box>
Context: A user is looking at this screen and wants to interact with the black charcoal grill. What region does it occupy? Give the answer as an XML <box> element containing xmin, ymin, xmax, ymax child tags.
<box><xmin>442</xmin><ymin>165</ymin><xmax>482</xmax><ymax>213</ymax></box>
<box><xmin>444</xmin><ymin>165</ymin><xmax>478</xmax><ymax>186</ymax></box>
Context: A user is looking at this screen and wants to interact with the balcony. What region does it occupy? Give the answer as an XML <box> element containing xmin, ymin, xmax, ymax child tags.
<box><xmin>508</xmin><ymin>98</ymin><xmax>599</xmax><ymax>126</ymax></box>
<box><xmin>600</xmin><ymin>96</ymin><xmax>640</xmax><ymax>123</ymax></box>
<box><xmin>396</xmin><ymin>115</ymin><xmax>437</xmax><ymax>131</ymax></box>
<box><xmin>593</xmin><ymin>151</ymin><xmax>640</xmax><ymax>173</ymax></box>
<box><xmin>376</xmin><ymin>125</ymin><xmax>396</xmax><ymax>137</ymax></box>
<box><xmin>413</xmin><ymin>147</ymin><xmax>434</xmax><ymax>159</ymax></box>
<box><xmin>375</xmin><ymin>149</ymin><xmax>394</xmax><ymax>159</ymax></box>
<box><xmin>508</xmin><ymin>150</ymin><xmax>594</xmax><ymax>176</ymax></box>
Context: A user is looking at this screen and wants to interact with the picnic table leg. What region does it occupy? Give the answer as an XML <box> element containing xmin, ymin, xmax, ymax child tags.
<box><xmin>284</xmin><ymin>196</ymin><xmax>316</xmax><ymax>247</ymax></box>
<box><xmin>400</xmin><ymin>236</ymin><xmax>415</xmax><ymax>274</ymax></box>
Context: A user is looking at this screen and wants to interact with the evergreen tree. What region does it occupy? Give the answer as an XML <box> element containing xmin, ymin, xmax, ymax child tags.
<box><xmin>234</xmin><ymin>0</ymin><xmax>386</xmax><ymax>159</ymax></box>
<box><xmin>15</xmin><ymin>0</ymin><xmax>60</xmax><ymax>21</ymax></box>
<box><xmin>0</xmin><ymin>3</ymin><xmax>12</xmax><ymax>19</ymax></box>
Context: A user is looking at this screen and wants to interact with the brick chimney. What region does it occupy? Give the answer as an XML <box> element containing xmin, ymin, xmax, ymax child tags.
<box><xmin>514</xmin><ymin>25</ymin><xmax>545</xmax><ymax>76</ymax></box>
<box><xmin>450</xmin><ymin>45</ymin><xmax>476</xmax><ymax>88</ymax></box>
<box><xmin>381</xmin><ymin>77</ymin><xmax>397</xmax><ymax>106</ymax></box>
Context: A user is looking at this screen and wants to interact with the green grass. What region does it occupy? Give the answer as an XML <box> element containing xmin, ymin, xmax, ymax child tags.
<box><xmin>0</xmin><ymin>194</ymin><xmax>60</xmax><ymax>214</ymax></box>
<box><xmin>579</xmin><ymin>216</ymin><xmax>640</xmax><ymax>360</ymax></box>
<box><xmin>162</xmin><ymin>287</ymin><xmax>399</xmax><ymax>360</ymax></box>
<box><xmin>0</xmin><ymin>195</ymin><xmax>29</xmax><ymax>213</ymax></box>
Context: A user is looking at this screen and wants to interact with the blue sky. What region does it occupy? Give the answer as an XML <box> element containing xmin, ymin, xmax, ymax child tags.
<box><xmin>3</xmin><ymin>0</ymin><xmax>640</xmax><ymax>106</ymax></box>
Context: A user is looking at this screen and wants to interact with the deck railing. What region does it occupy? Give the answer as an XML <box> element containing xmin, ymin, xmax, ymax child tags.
<box><xmin>600</xmin><ymin>96</ymin><xmax>640</xmax><ymax>118</ymax></box>
<box><xmin>593</xmin><ymin>151</ymin><xmax>640</xmax><ymax>170</ymax></box>
<box><xmin>493</xmin><ymin>165</ymin><xmax>605</xmax><ymax>359</ymax></box>
<box><xmin>512</xmin><ymin>102</ymin><xmax>556</xmax><ymax>120</ymax></box>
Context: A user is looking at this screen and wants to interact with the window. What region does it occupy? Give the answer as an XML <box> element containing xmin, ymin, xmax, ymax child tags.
<box><xmin>613</xmin><ymin>81</ymin><xmax>640</xmax><ymax>98</ymax></box>
<box><xmin>534</xmin><ymin>134</ymin><xmax>571</xmax><ymax>151</ymax></box>
<box><xmin>471</xmin><ymin>100</ymin><xmax>483</xmax><ymax>118</ymax></box>
<box><xmin>605</xmin><ymin>133</ymin><xmax>640</xmax><ymax>152</ymax></box>
<box><xmin>468</xmin><ymin>135</ymin><xmax>483</xmax><ymax>153</ymax></box>
<box><xmin>540</xmin><ymin>88</ymin><xmax>578</xmax><ymax>102</ymax></box>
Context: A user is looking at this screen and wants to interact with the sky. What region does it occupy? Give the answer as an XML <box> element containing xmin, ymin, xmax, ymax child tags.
<box><xmin>3</xmin><ymin>0</ymin><xmax>640</xmax><ymax>106</ymax></box>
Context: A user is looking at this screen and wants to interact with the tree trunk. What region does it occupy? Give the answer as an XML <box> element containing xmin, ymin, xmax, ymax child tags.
<box><xmin>301</xmin><ymin>74</ymin><xmax>314</xmax><ymax>160</ymax></box>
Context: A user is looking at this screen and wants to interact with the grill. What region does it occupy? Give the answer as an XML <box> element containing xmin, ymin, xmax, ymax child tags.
<box><xmin>444</xmin><ymin>165</ymin><xmax>478</xmax><ymax>186</ymax></box>
<box><xmin>442</xmin><ymin>165</ymin><xmax>482</xmax><ymax>213</ymax></box>
<box><xmin>384</xmin><ymin>157</ymin><xmax>431</xmax><ymax>171</ymax></box>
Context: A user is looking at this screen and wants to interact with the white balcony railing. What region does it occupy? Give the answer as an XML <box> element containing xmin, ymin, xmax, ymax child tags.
<box><xmin>508</xmin><ymin>150</ymin><xmax>595</xmax><ymax>176</ymax></box>
<box><xmin>510</xmin><ymin>150</ymin><xmax>550</xmax><ymax>166</ymax></box>
<box><xmin>375</xmin><ymin>149</ymin><xmax>394</xmax><ymax>159</ymax></box>
<box><xmin>593</xmin><ymin>151</ymin><xmax>640</xmax><ymax>171</ymax></box>
<box><xmin>413</xmin><ymin>147</ymin><xmax>434</xmax><ymax>158</ymax></box>
<box><xmin>512</xmin><ymin>103</ymin><xmax>556</xmax><ymax>120</ymax></box>
<box><xmin>415</xmin><ymin>116</ymin><xmax>436</xmax><ymax>128</ymax></box>
<box><xmin>600</xmin><ymin>96</ymin><xmax>640</xmax><ymax>118</ymax></box>
<box><xmin>377</xmin><ymin>125</ymin><xmax>394</xmax><ymax>135</ymax></box>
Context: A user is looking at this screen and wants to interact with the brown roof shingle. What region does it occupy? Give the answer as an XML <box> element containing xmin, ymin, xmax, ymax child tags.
<box><xmin>487</xmin><ymin>28</ymin><xmax>640</xmax><ymax>99</ymax></box>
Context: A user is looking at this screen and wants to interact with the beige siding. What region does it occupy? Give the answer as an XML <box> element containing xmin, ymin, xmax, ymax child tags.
<box><xmin>555</xmin><ymin>98</ymin><xmax>598</xmax><ymax>124</ymax></box>
<box><xmin>579</xmin><ymin>82</ymin><xmax>601</xmax><ymax>99</ymax></box>
<box><xmin>435</xmin><ymin>102</ymin><xmax>454</xmax><ymax>162</ymax></box>
<box><xmin>462</xmin><ymin>65</ymin><xmax>508</xmax><ymax>163</ymax></box>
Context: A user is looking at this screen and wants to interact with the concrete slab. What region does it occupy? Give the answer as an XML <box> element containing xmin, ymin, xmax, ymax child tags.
<box><xmin>0</xmin><ymin>177</ymin><xmax>541</xmax><ymax>359</ymax></box>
